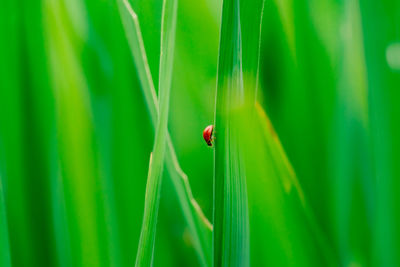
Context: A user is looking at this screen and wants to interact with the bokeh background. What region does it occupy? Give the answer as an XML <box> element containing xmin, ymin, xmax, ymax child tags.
<box><xmin>0</xmin><ymin>0</ymin><xmax>399</xmax><ymax>266</ymax></box>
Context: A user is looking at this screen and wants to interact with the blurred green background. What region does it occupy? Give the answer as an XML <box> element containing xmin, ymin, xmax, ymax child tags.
<box><xmin>0</xmin><ymin>0</ymin><xmax>399</xmax><ymax>266</ymax></box>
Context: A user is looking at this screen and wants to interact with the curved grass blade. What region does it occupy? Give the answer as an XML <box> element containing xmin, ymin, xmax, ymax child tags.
<box><xmin>134</xmin><ymin>0</ymin><xmax>177</xmax><ymax>265</ymax></box>
<box><xmin>118</xmin><ymin>1</ymin><xmax>212</xmax><ymax>266</ymax></box>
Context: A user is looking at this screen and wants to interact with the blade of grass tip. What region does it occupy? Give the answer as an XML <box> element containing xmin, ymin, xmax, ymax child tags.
<box><xmin>118</xmin><ymin>1</ymin><xmax>212</xmax><ymax>266</ymax></box>
<box><xmin>0</xmin><ymin>177</ymin><xmax>11</xmax><ymax>267</ymax></box>
<box><xmin>134</xmin><ymin>0</ymin><xmax>177</xmax><ymax>265</ymax></box>
<box><xmin>213</xmin><ymin>0</ymin><xmax>250</xmax><ymax>266</ymax></box>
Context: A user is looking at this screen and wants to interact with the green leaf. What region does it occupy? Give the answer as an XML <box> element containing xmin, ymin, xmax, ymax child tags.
<box><xmin>118</xmin><ymin>1</ymin><xmax>212</xmax><ymax>266</ymax></box>
<box><xmin>253</xmin><ymin>103</ymin><xmax>338</xmax><ymax>266</ymax></box>
<box><xmin>0</xmin><ymin>1</ymin><xmax>36</xmax><ymax>265</ymax></box>
<box><xmin>214</xmin><ymin>0</ymin><xmax>337</xmax><ymax>266</ymax></box>
<box><xmin>134</xmin><ymin>0</ymin><xmax>178</xmax><ymax>265</ymax></box>
<box><xmin>332</xmin><ymin>0</ymin><xmax>372</xmax><ymax>264</ymax></box>
<box><xmin>118</xmin><ymin>0</ymin><xmax>158</xmax><ymax>125</ymax></box>
<box><xmin>360</xmin><ymin>0</ymin><xmax>400</xmax><ymax>265</ymax></box>
<box><xmin>247</xmin><ymin>102</ymin><xmax>338</xmax><ymax>266</ymax></box>
<box><xmin>239</xmin><ymin>0</ymin><xmax>265</xmax><ymax>103</ymax></box>
<box><xmin>213</xmin><ymin>0</ymin><xmax>250</xmax><ymax>266</ymax></box>
<box><xmin>44</xmin><ymin>1</ymin><xmax>109</xmax><ymax>265</ymax></box>
<box><xmin>213</xmin><ymin>0</ymin><xmax>267</xmax><ymax>265</ymax></box>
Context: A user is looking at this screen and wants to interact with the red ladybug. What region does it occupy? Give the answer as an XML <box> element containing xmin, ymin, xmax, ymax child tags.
<box><xmin>203</xmin><ymin>125</ymin><xmax>214</xmax><ymax>146</ymax></box>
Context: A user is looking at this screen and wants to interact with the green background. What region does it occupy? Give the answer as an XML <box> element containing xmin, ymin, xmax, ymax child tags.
<box><xmin>0</xmin><ymin>0</ymin><xmax>399</xmax><ymax>266</ymax></box>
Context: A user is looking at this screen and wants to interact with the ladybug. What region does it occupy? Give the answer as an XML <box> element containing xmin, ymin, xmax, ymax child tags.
<box><xmin>203</xmin><ymin>125</ymin><xmax>214</xmax><ymax>146</ymax></box>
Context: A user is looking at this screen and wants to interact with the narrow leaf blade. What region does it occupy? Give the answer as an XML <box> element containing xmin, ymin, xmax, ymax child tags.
<box><xmin>134</xmin><ymin>0</ymin><xmax>178</xmax><ymax>265</ymax></box>
<box><xmin>213</xmin><ymin>0</ymin><xmax>250</xmax><ymax>266</ymax></box>
<box><xmin>118</xmin><ymin>1</ymin><xmax>212</xmax><ymax>265</ymax></box>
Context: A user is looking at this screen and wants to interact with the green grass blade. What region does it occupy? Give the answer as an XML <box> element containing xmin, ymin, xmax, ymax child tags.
<box><xmin>236</xmin><ymin>101</ymin><xmax>337</xmax><ymax>266</ymax></box>
<box><xmin>332</xmin><ymin>0</ymin><xmax>371</xmax><ymax>263</ymax></box>
<box><xmin>118</xmin><ymin>0</ymin><xmax>158</xmax><ymax>124</ymax></box>
<box><xmin>0</xmin><ymin>178</ymin><xmax>11</xmax><ymax>267</ymax></box>
<box><xmin>134</xmin><ymin>0</ymin><xmax>177</xmax><ymax>265</ymax></box>
<box><xmin>359</xmin><ymin>0</ymin><xmax>400</xmax><ymax>265</ymax></box>
<box><xmin>119</xmin><ymin>1</ymin><xmax>212</xmax><ymax>266</ymax></box>
<box><xmin>239</xmin><ymin>0</ymin><xmax>265</xmax><ymax>103</ymax></box>
<box><xmin>214</xmin><ymin>0</ymin><xmax>335</xmax><ymax>265</ymax></box>
<box><xmin>44</xmin><ymin>1</ymin><xmax>108</xmax><ymax>265</ymax></box>
<box><xmin>254</xmin><ymin>102</ymin><xmax>338</xmax><ymax>265</ymax></box>
<box><xmin>0</xmin><ymin>1</ymin><xmax>35</xmax><ymax>264</ymax></box>
<box><xmin>213</xmin><ymin>0</ymin><xmax>250</xmax><ymax>266</ymax></box>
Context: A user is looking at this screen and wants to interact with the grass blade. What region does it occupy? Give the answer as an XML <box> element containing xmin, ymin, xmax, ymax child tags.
<box><xmin>213</xmin><ymin>0</ymin><xmax>250</xmax><ymax>266</ymax></box>
<box><xmin>44</xmin><ymin>1</ymin><xmax>109</xmax><ymax>265</ymax></box>
<box><xmin>360</xmin><ymin>0</ymin><xmax>400</xmax><ymax>265</ymax></box>
<box><xmin>239</xmin><ymin>0</ymin><xmax>265</xmax><ymax>103</ymax></box>
<box><xmin>118</xmin><ymin>1</ymin><xmax>212</xmax><ymax>266</ymax></box>
<box><xmin>213</xmin><ymin>0</ymin><xmax>336</xmax><ymax>265</ymax></box>
<box><xmin>134</xmin><ymin>0</ymin><xmax>177</xmax><ymax>265</ymax></box>
<box><xmin>253</xmin><ymin>102</ymin><xmax>338</xmax><ymax>265</ymax></box>
<box><xmin>118</xmin><ymin>0</ymin><xmax>158</xmax><ymax>124</ymax></box>
<box><xmin>232</xmin><ymin>99</ymin><xmax>337</xmax><ymax>266</ymax></box>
